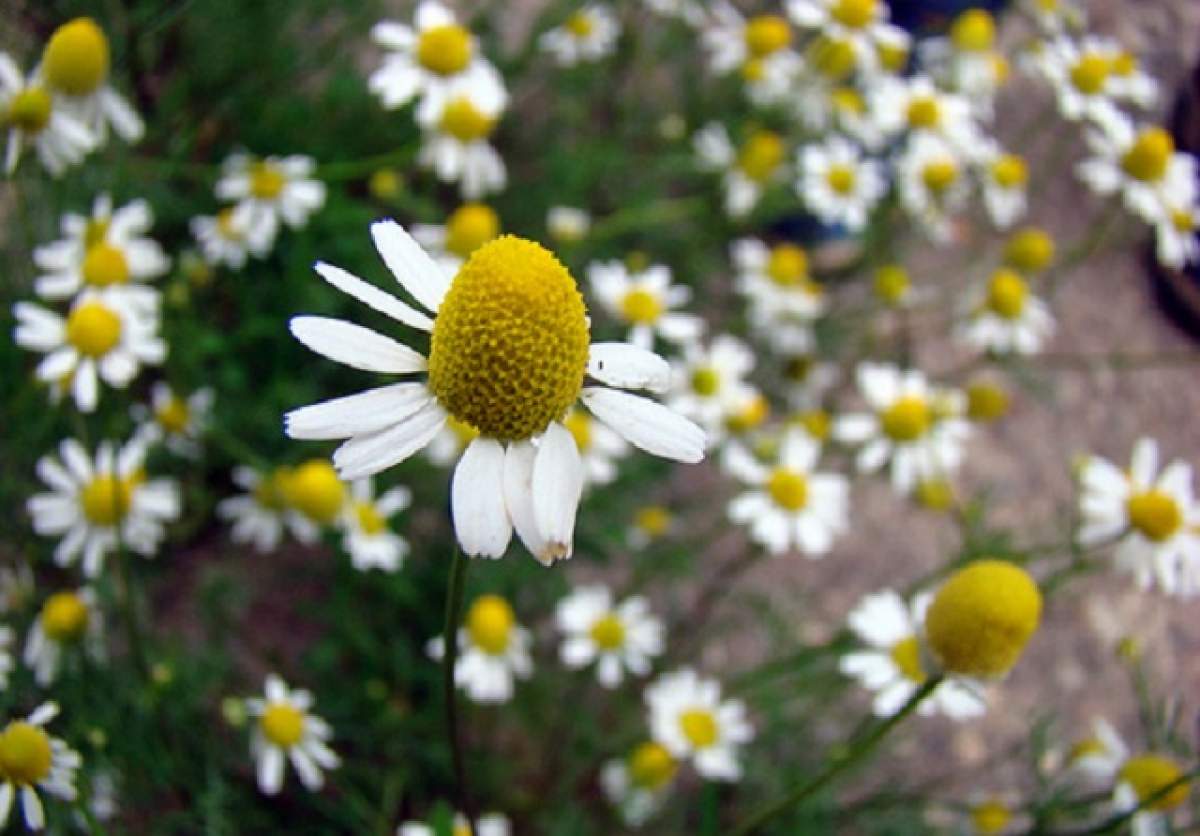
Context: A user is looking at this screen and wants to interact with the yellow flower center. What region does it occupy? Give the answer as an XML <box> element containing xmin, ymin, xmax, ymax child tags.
<box><xmin>369</xmin><ymin>168</ymin><xmax>402</xmax><ymax>200</ymax></box>
<box><xmin>766</xmin><ymin>244</ymin><xmax>809</xmax><ymax>287</ymax></box>
<box><xmin>679</xmin><ymin>709</ymin><xmax>719</xmax><ymax>748</ymax></box>
<box><xmin>628</xmin><ymin>741</ymin><xmax>677</xmax><ymax>790</ymax></box>
<box><xmin>249</xmin><ymin>162</ymin><xmax>286</xmax><ymax>199</ymax></box>
<box><xmin>445</xmin><ymin>203</ymin><xmax>500</xmax><ymax>258</ymax></box>
<box><xmin>808</xmin><ymin>36</ymin><xmax>858</xmax><ymax>80</ymax></box>
<box><xmin>1068</xmin><ymin>737</ymin><xmax>1106</xmax><ymax>763</ymax></box>
<box><xmin>922</xmin><ymin>160</ymin><xmax>958</xmax><ymax>194</ymax></box>
<box><xmin>42</xmin><ymin>18</ymin><xmax>110</xmax><ymax>95</ymax></box>
<box><xmin>447</xmin><ymin>415</ymin><xmax>480</xmax><ymax>446</ymax></box>
<box><xmin>726</xmin><ymin>394</ymin><xmax>769</xmax><ymax>434</ymax></box>
<box><xmin>874</xmin><ymin>264</ymin><xmax>910</xmax><ymax>305</ymax></box>
<box><xmin>744</xmin><ymin>15</ymin><xmax>792</xmax><ymax>58</ymax></box>
<box><xmin>416</xmin><ymin>24</ymin><xmax>473</xmax><ymax>76</ymax></box>
<box><xmin>0</xmin><ymin>723</ymin><xmax>53</xmax><ymax>786</ymax></box>
<box><xmin>428</xmin><ymin>236</ymin><xmax>589</xmax><ymax>441</ymax></box>
<box><xmin>466</xmin><ymin>595</ymin><xmax>515</xmax><ymax>655</ymax></box>
<box><xmin>1070</xmin><ymin>52</ymin><xmax>1111</xmax><ymax>95</ymax></box>
<box><xmin>831</xmin><ymin>0</ymin><xmax>877</xmax><ymax>29</ymax></box>
<box><xmin>796</xmin><ymin>410</ymin><xmax>831</xmax><ymax>441</ymax></box>
<box><xmin>986</xmin><ymin>269</ymin><xmax>1029</xmax><ymax>320</ymax></box>
<box><xmin>878</xmin><ymin>41</ymin><xmax>909</xmax><ymax>72</ymax></box>
<box><xmin>83</xmin><ymin>218</ymin><xmax>110</xmax><ymax>248</ymax></box>
<box><xmin>950</xmin><ymin>9</ymin><xmax>995</xmax><ymax>52</ymax></box>
<box><xmin>1111</xmin><ymin>51</ymin><xmax>1137</xmax><ymax>77</ymax></box>
<box><xmin>635</xmin><ymin>505</ymin><xmax>672</xmax><ymax>538</ymax></box>
<box><xmin>690</xmin><ymin>366</ymin><xmax>721</xmax><ymax>397</ymax></box>
<box><xmin>589</xmin><ymin>613</ymin><xmax>626</xmax><ymax>650</ymax></box>
<box><xmin>970</xmin><ymin>800</ymin><xmax>1012</xmax><ymax>834</ymax></box>
<box><xmin>991</xmin><ymin>154</ymin><xmax>1028</xmax><ymax>189</ymax></box>
<box><xmin>439</xmin><ymin>96</ymin><xmax>495</xmax><ymax>142</ymax></box>
<box><xmin>1119</xmin><ymin>755</ymin><xmax>1188</xmax><ymax>811</ymax></box>
<box><xmin>1172</xmin><ymin>208</ymin><xmax>1196</xmax><ymax>232</ymax></box>
<box><xmin>924</xmin><ymin>559</ymin><xmax>1042</xmax><ymax>678</ymax></box>
<box><xmin>216</xmin><ymin>208</ymin><xmax>242</xmax><ymax>240</ymax></box>
<box><xmin>1004</xmin><ymin>228</ymin><xmax>1055</xmax><ymax>272</ymax></box>
<box><xmin>562</xmin><ymin>409</ymin><xmax>593</xmax><ymax>451</ymax></box>
<box><xmin>355</xmin><ymin>501</ymin><xmax>387</xmax><ymax>535</ymax></box>
<box><xmin>285</xmin><ymin>460</ymin><xmax>346</xmax><ymax>524</ymax></box>
<box><xmin>966</xmin><ymin>382</ymin><xmax>1010</xmax><ymax>422</ymax></box>
<box><xmin>1121</xmin><ymin>128</ymin><xmax>1173</xmax><ymax>183</ymax></box>
<box><xmin>906</xmin><ymin>96</ymin><xmax>941</xmax><ymax>130</ymax></box>
<box><xmin>766</xmin><ymin>467</ymin><xmax>809</xmax><ymax>511</ymax></box>
<box><xmin>260</xmin><ymin>702</ymin><xmax>305</xmax><ymax>748</ymax></box>
<box><xmin>992</xmin><ymin>54</ymin><xmax>1011</xmax><ymax>84</ymax></box>
<box><xmin>155</xmin><ymin>395</ymin><xmax>191</xmax><ymax>434</ymax></box>
<box><xmin>740</xmin><ymin>58</ymin><xmax>766</xmax><ymax>84</ymax></box>
<box><xmin>66</xmin><ymin>299</ymin><xmax>123</xmax><ymax>357</ymax></box>
<box><xmin>1126</xmin><ymin>490</ymin><xmax>1183</xmax><ymax>542</ymax></box>
<box><xmin>41</xmin><ymin>591</ymin><xmax>90</xmax><ymax>642</ymax></box>
<box><xmin>6</xmin><ymin>87</ymin><xmax>53</xmax><ymax>133</ymax></box>
<box><xmin>880</xmin><ymin>396</ymin><xmax>932</xmax><ymax>442</ymax></box>
<box><xmin>620</xmin><ymin>287</ymin><xmax>664</xmax><ymax>325</ymax></box>
<box><xmin>565</xmin><ymin>11</ymin><xmax>595</xmax><ymax>37</ymax></box>
<box><xmin>832</xmin><ymin>86</ymin><xmax>866</xmax><ymax>115</ymax></box>
<box><xmin>81</xmin><ymin>475</ymin><xmax>134</xmax><ymax>526</ymax></box>
<box><xmin>889</xmin><ymin>635</ymin><xmax>925</xmax><ymax>682</ymax></box>
<box><xmin>253</xmin><ymin>467</ymin><xmax>292</xmax><ymax>511</ymax></box>
<box><xmin>826</xmin><ymin>163</ymin><xmax>857</xmax><ymax>195</ymax></box>
<box><xmin>737</xmin><ymin>131</ymin><xmax>785</xmax><ymax>183</ymax></box>
<box><xmin>915</xmin><ymin>478</ymin><xmax>955</xmax><ymax>511</ymax></box>
<box><xmin>81</xmin><ymin>243</ymin><xmax>130</xmax><ymax>288</ymax></box>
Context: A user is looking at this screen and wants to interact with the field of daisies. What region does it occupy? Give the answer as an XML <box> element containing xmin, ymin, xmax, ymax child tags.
<box><xmin>1</xmin><ymin>0</ymin><xmax>1199</xmax><ymax>832</ymax></box>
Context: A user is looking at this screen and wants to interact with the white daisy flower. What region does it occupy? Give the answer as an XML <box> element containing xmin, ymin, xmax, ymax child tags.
<box><xmin>191</xmin><ymin>207</ymin><xmax>261</xmax><ymax>268</ymax></box>
<box><xmin>601</xmin><ymin>741</ymin><xmax>678</xmax><ymax>826</ymax></box>
<box><xmin>556</xmin><ymin>585</ymin><xmax>664</xmax><ymax>688</ymax></box>
<box><xmin>1038</xmin><ymin>37</ymin><xmax>1151</xmax><ymax>131</ymax></box>
<box><xmin>897</xmin><ymin>132</ymin><xmax>972</xmax><ymax>242</ymax></box>
<box><xmin>666</xmin><ymin>335</ymin><xmax>756</xmax><ymax>440</ymax></box>
<box><xmin>37</xmin><ymin>18</ymin><xmax>143</xmax><ymax>145</ymax></box>
<box><xmin>75</xmin><ymin>769</ymin><xmax>118</xmax><ymax>828</ymax></box>
<box><xmin>1112</xmin><ymin>753</ymin><xmax>1191</xmax><ymax>836</ymax></box>
<box><xmin>976</xmin><ymin>145</ymin><xmax>1029</xmax><ymax>229</ymax></box>
<box><xmin>834</xmin><ymin>363</ymin><xmax>971</xmax><ymax>494</ymax></box>
<box><xmin>797</xmin><ymin>136</ymin><xmax>887</xmax><ymax>231</ymax></box>
<box><xmin>398</xmin><ymin>811</ymin><xmax>510</xmax><ymax>836</ymax></box>
<box><xmin>0</xmin><ymin>703</ymin><xmax>82</xmax><ymax>831</ymax></box>
<box><xmin>284</xmin><ymin>222</ymin><xmax>705</xmax><ymax>564</ymax></box>
<box><xmin>15</xmin><ymin>287</ymin><xmax>165</xmax><ymax>413</ymax></box>
<box><xmin>588</xmin><ymin>260</ymin><xmax>704</xmax><ymax>350</ymax></box>
<box><xmin>215</xmin><ymin>153</ymin><xmax>326</xmax><ymax>254</ymax></box>
<box><xmin>870</xmin><ymin>74</ymin><xmax>981</xmax><ymax>154</ymax></box>
<box><xmin>22</xmin><ymin>588</ymin><xmax>103</xmax><ymax>687</ymax></box>
<box><xmin>368</xmin><ymin>1</ymin><xmax>506</xmax><ymax>122</ymax></box>
<box><xmin>1078</xmin><ymin>438</ymin><xmax>1200</xmax><ymax>596</ymax></box>
<box><xmin>428</xmin><ymin>595</ymin><xmax>532</xmax><ymax>704</ymax></box>
<box><xmin>132</xmin><ymin>383</ymin><xmax>214</xmax><ymax>457</ymax></box>
<box><xmin>27</xmin><ymin>437</ymin><xmax>180</xmax><ymax>577</ymax></box>
<box><xmin>411</xmin><ymin>202</ymin><xmax>501</xmax><ymax>277</ymax></box>
<box><xmin>724</xmin><ymin>429</ymin><xmax>849</xmax><ymax>557</ymax></box>
<box><xmin>628</xmin><ymin>504</ymin><xmax>674</xmax><ymax>549</ymax></box>
<box><xmin>417</xmin><ymin>83</ymin><xmax>507</xmax><ymax>200</ymax></box>
<box><xmin>839</xmin><ymin>588</ymin><xmax>987</xmax><ymax>719</ymax></box>
<box><xmin>0</xmin><ymin>52</ymin><xmax>95</xmax><ymax>176</ymax></box>
<box><xmin>540</xmin><ymin>5</ymin><xmax>621</xmax><ymax>67</ymax></box>
<box><xmin>786</xmin><ymin>0</ymin><xmax>909</xmax><ymax>76</ymax></box>
<box><xmin>1078</xmin><ymin>117</ymin><xmax>1196</xmax><ymax>225</ymax></box>
<box><xmin>561</xmin><ymin>408</ymin><xmax>629</xmax><ymax>488</ymax></box>
<box><xmin>217</xmin><ymin>466</ymin><xmax>317</xmax><ymax>553</ymax></box>
<box><xmin>645</xmin><ymin>668</ymin><xmax>753</xmax><ymax>782</ymax></box>
<box><xmin>1153</xmin><ymin>181</ymin><xmax>1200</xmax><ymax>269</ymax></box>
<box><xmin>959</xmin><ymin>268</ymin><xmax>1054</xmax><ymax>355</ymax></box>
<box><xmin>781</xmin><ymin>351</ymin><xmax>840</xmax><ymax>410</ymax></box>
<box><xmin>339</xmin><ymin>478</ymin><xmax>411</xmax><ymax>572</ymax></box>
<box><xmin>702</xmin><ymin>5</ymin><xmax>800</xmax><ymax>105</ymax></box>
<box><xmin>245</xmin><ymin>675</ymin><xmax>340</xmax><ymax>796</ymax></box>
<box><xmin>918</xmin><ymin>10</ymin><xmax>1009</xmax><ymax>113</ymax></box>
<box><xmin>694</xmin><ymin>123</ymin><xmax>787</xmax><ymax>217</ymax></box>
<box><xmin>547</xmin><ymin>206</ymin><xmax>591</xmax><ymax>243</ymax></box>
<box><xmin>964</xmin><ymin>796</ymin><xmax>1021</xmax><ymax>835</ymax></box>
<box><xmin>1024</xmin><ymin>0</ymin><xmax>1085</xmax><ymax>34</ymax></box>
<box><xmin>1064</xmin><ymin>717</ymin><xmax>1128</xmax><ymax>789</ymax></box>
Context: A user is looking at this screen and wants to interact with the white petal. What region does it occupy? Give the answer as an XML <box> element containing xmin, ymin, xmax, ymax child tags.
<box><xmin>451</xmin><ymin>438</ymin><xmax>512</xmax><ymax>558</ymax></box>
<box><xmin>587</xmin><ymin>343</ymin><xmax>672</xmax><ymax>392</ymax></box>
<box><xmin>333</xmin><ymin>401</ymin><xmax>447</xmax><ymax>480</ymax></box>
<box><xmin>532</xmin><ymin>423</ymin><xmax>584</xmax><ymax>563</ymax></box>
<box><xmin>314</xmin><ymin>261</ymin><xmax>433</xmax><ymax>332</ymax></box>
<box><xmin>371</xmin><ymin>220</ymin><xmax>452</xmax><ymax>313</ymax></box>
<box><xmin>582</xmin><ymin>387</ymin><xmax>705</xmax><ymax>463</ymax></box>
<box><xmin>286</xmin><ymin>383</ymin><xmax>433</xmax><ymax>440</ymax></box>
<box><xmin>503</xmin><ymin>441</ymin><xmax>549</xmax><ymax>560</ymax></box>
<box><xmin>289</xmin><ymin>316</ymin><xmax>427</xmax><ymax>374</ymax></box>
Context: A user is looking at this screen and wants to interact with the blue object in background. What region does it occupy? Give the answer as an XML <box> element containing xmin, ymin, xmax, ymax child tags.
<box><xmin>887</xmin><ymin>0</ymin><xmax>1011</xmax><ymax>35</ymax></box>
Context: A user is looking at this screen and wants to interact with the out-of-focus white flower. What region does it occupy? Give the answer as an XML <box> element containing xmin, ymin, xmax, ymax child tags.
<box><xmin>1038</xmin><ymin>37</ymin><xmax>1154</xmax><ymax>131</ymax></box>
<box><xmin>132</xmin><ymin>383</ymin><xmax>214</xmax><ymax>457</ymax></box>
<box><xmin>959</xmin><ymin>268</ymin><xmax>1054</xmax><ymax>355</ymax></box>
<box><xmin>428</xmin><ymin>595</ymin><xmax>532</xmax><ymax>704</ymax></box>
<box><xmin>918</xmin><ymin>9</ymin><xmax>1009</xmax><ymax>113</ymax></box>
<box><xmin>786</xmin><ymin>0</ymin><xmax>910</xmax><ymax>75</ymax></box>
<box><xmin>547</xmin><ymin>206</ymin><xmax>591</xmax><ymax>243</ymax></box>
<box><xmin>556</xmin><ymin>585</ymin><xmax>664</xmax><ymax>687</ymax></box>
<box><xmin>23</xmin><ymin>588</ymin><xmax>104</xmax><ymax>687</ymax></box>
<box><xmin>977</xmin><ymin>145</ymin><xmax>1029</xmax><ymax>229</ymax></box>
<box><xmin>411</xmin><ymin>202</ymin><xmax>502</xmax><ymax>276</ymax></box>
<box><xmin>1078</xmin><ymin>116</ymin><xmax>1196</xmax><ymax>225</ymax></box>
<box><xmin>667</xmin><ymin>335</ymin><xmax>757</xmax><ymax>440</ymax></box>
<box><xmin>646</xmin><ymin>668</ymin><xmax>753</xmax><ymax>781</ymax></box>
<box><xmin>703</xmin><ymin>5</ymin><xmax>801</xmax><ymax>104</ymax></box>
<box><xmin>540</xmin><ymin>5</ymin><xmax>621</xmax><ymax>67</ymax></box>
<box><xmin>245</xmin><ymin>675</ymin><xmax>340</xmax><ymax>795</ymax></box>
<box><xmin>339</xmin><ymin>478</ymin><xmax>411</xmax><ymax>572</ymax></box>
<box><xmin>870</xmin><ymin>75</ymin><xmax>981</xmax><ymax>154</ymax></box>
<box><xmin>561</xmin><ymin>407</ymin><xmax>629</xmax><ymax>488</ymax></box>
<box><xmin>0</xmin><ymin>703</ymin><xmax>82</xmax><ymax>831</ymax></box>
<box><xmin>1063</xmin><ymin>717</ymin><xmax>1128</xmax><ymax>789</ymax></box>
<box><xmin>417</xmin><ymin>84</ymin><xmax>507</xmax><ymax>199</ymax></box>
<box><xmin>797</xmin><ymin>136</ymin><xmax>886</xmax><ymax>231</ymax></box>
<box><xmin>732</xmin><ymin>239</ymin><xmax>825</xmax><ymax>354</ymax></box>
<box><xmin>1153</xmin><ymin>179</ymin><xmax>1200</xmax><ymax>269</ymax></box>
<box><xmin>217</xmin><ymin>466</ymin><xmax>318</xmax><ymax>552</ymax></box>
<box><xmin>694</xmin><ymin>123</ymin><xmax>787</xmax><ymax>217</ymax></box>
<box><xmin>0</xmin><ymin>52</ymin><xmax>95</xmax><ymax>176</ymax></box>
<box><xmin>191</xmin><ymin>207</ymin><xmax>261</xmax><ymax>268</ymax></box>
<box><xmin>601</xmin><ymin>741</ymin><xmax>678</xmax><ymax>826</ymax></box>
<box><xmin>399</xmin><ymin>811</ymin><xmax>510</xmax><ymax>836</ymax></box>
<box><xmin>589</xmin><ymin>260</ymin><xmax>703</xmax><ymax>350</ymax></box>
<box><xmin>215</xmin><ymin>153</ymin><xmax>326</xmax><ymax>254</ymax></box>
<box><xmin>897</xmin><ymin>132</ymin><xmax>972</xmax><ymax>242</ymax></box>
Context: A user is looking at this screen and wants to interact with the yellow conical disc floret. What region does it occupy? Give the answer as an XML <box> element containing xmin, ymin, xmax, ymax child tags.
<box><xmin>1004</xmin><ymin>228</ymin><xmax>1055</xmax><ymax>272</ymax></box>
<box><xmin>986</xmin><ymin>269</ymin><xmax>1029</xmax><ymax>320</ymax></box>
<box><xmin>831</xmin><ymin>0</ymin><xmax>877</xmax><ymax>29</ymax></box>
<box><xmin>0</xmin><ymin>722</ymin><xmax>53</xmax><ymax>786</ymax></box>
<box><xmin>738</xmin><ymin>131</ymin><xmax>785</xmax><ymax>183</ymax></box>
<box><xmin>466</xmin><ymin>595</ymin><xmax>515</xmax><ymax>654</ymax></box>
<box><xmin>285</xmin><ymin>459</ymin><xmax>346</xmax><ymax>524</ymax></box>
<box><xmin>1121</xmin><ymin>128</ymin><xmax>1173</xmax><ymax>183</ymax></box>
<box><xmin>41</xmin><ymin>591</ymin><xmax>89</xmax><ymax>642</ymax></box>
<box><xmin>7</xmin><ymin>87</ymin><xmax>53</xmax><ymax>133</ymax></box>
<box><xmin>951</xmin><ymin>9</ymin><xmax>995</xmax><ymax>52</ymax></box>
<box><xmin>1119</xmin><ymin>755</ymin><xmax>1189</xmax><ymax>811</ymax></box>
<box><xmin>81</xmin><ymin>475</ymin><xmax>133</xmax><ymax>526</ymax></box>
<box><xmin>589</xmin><ymin>613</ymin><xmax>626</xmax><ymax>650</ymax></box>
<box><xmin>445</xmin><ymin>203</ymin><xmax>500</xmax><ymax>258</ymax></box>
<box><xmin>679</xmin><ymin>709</ymin><xmax>718</xmax><ymax>748</ymax></box>
<box><xmin>428</xmin><ymin>236</ymin><xmax>590</xmax><ymax>441</ymax></box>
<box><xmin>417</xmin><ymin>24</ymin><xmax>472</xmax><ymax>76</ymax></box>
<box><xmin>744</xmin><ymin>15</ymin><xmax>792</xmax><ymax>58</ymax></box>
<box><xmin>628</xmin><ymin>741</ymin><xmax>677</xmax><ymax>790</ymax></box>
<box><xmin>440</xmin><ymin>97</ymin><xmax>495</xmax><ymax>142</ymax></box>
<box><xmin>260</xmin><ymin>702</ymin><xmax>305</xmax><ymax>748</ymax></box>
<box><xmin>42</xmin><ymin>18</ymin><xmax>110</xmax><ymax>96</ymax></box>
<box><xmin>82</xmin><ymin>243</ymin><xmax>130</xmax><ymax>287</ymax></box>
<box><xmin>924</xmin><ymin>560</ymin><xmax>1042</xmax><ymax>678</ymax></box>
<box><xmin>970</xmin><ymin>800</ymin><xmax>1011</xmax><ymax>834</ymax></box>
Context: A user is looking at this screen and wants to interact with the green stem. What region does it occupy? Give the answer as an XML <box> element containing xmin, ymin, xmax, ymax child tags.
<box><xmin>731</xmin><ymin>676</ymin><xmax>943</xmax><ymax>835</ymax></box>
<box><xmin>442</xmin><ymin>545</ymin><xmax>474</xmax><ymax>823</ymax></box>
<box><xmin>1040</xmin><ymin>768</ymin><xmax>1199</xmax><ymax>835</ymax></box>
<box><xmin>114</xmin><ymin>536</ymin><xmax>150</xmax><ymax>681</ymax></box>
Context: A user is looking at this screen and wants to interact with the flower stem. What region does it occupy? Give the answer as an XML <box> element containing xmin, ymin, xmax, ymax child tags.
<box><xmin>731</xmin><ymin>676</ymin><xmax>943</xmax><ymax>835</ymax></box>
<box><xmin>442</xmin><ymin>544</ymin><xmax>475</xmax><ymax>823</ymax></box>
<box><xmin>114</xmin><ymin>536</ymin><xmax>150</xmax><ymax>682</ymax></box>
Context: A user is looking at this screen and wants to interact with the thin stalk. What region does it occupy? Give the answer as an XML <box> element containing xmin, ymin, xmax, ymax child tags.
<box><xmin>114</xmin><ymin>535</ymin><xmax>150</xmax><ymax>681</ymax></box>
<box><xmin>442</xmin><ymin>545</ymin><xmax>474</xmax><ymax>824</ymax></box>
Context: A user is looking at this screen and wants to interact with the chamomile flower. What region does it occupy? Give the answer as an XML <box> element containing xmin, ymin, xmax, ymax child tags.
<box><xmin>283</xmin><ymin>459</ymin><xmax>348</xmax><ymax>529</ymax></box>
<box><xmin>628</xmin><ymin>505</ymin><xmax>674</xmax><ymax>549</ymax></box>
<box><xmin>412</xmin><ymin>202</ymin><xmax>501</xmax><ymax>275</ymax></box>
<box><xmin>215</xmin><ymin>153</ymin><xmax>326</xmax><ymax>254</ymax></box>
<box><xmin>1004</xmin><ymin>227</ymin><xmax>1057</xmax><ymax>274</ymax></box>
<box><xmin>1077</xmin><ymin>117</ymin><xmax>1195</xmax><ymax>224</ymax></box>
<box><xmin>399</xmin><ymin>811</ymin><xmax>510</xmax><ymax>836</ymax></box>
<box><xmin>645</xmin><ymin>668</ymin><xmax>752</xmax><ymax>781</ymax></box>
<box><xmin>834</xmin><ymin>363</ymin><xmax>971</xmax><ymax>493</ymax></box>
<box><xmin>1064</xmin><ymin>718</ymin><xmax>1128</xmax><ymax>788</ymax></box>
<box><xmin>702</xmin><ymin>6</ymin><xmax>800</xmax><ymax>104</ymax></box>
<box><xmin>919</xmin><ymin>9</ymin><xmax>1009</xmax><ymax>111</ymax></box>
<box><xmin>965</xmin><ymin>796</ymin><xmax>1021</xmax><ymax>835</ymax></box>
<box><xmin>22</xmin><ymin>589</ymin><xmax>103</xmax><ymax>687</ymax></box>
<box><xmin>1153</xmin><ymin>181</ymin><xmax>1200</xmax><ymax>268</ymax></box>
<box><xmin>959</xmin><ymin>268</ymin><xmax>1055</xmax><ymax>355</ymax></box>
<box><xmin>1077</xmin><ymin>438</ymin><xmax>1200</xmax><ymax>596</ymax></box>
<box><xmin>37</xmin><ymin>18</ymin><xmax>143</xmax><ymax>144</ymax></box>
<box><xmin>556</xmin><ymin>585</ymin><xmax>664</xmax><ymax>688</ymax></box>
<box><xmin>724</xmin><ymin>429</ymin><xmax>849</xmax><ymax>557</ymax></box>
<box><xmin>15</xmin><ymin>289</ymin><xmax>165</xmax><ymax>412</ymax></box>
<box><xmin>562</xmin><ymin>408</ymin><xmax>629</xmax><ymax>488</ymax></box>
<box><xmin>781</xmin><ymin>351</ymin><xmax>840</xmax><ymax>410</ymax></box>
<box><xmin>1113</xmin><ymin>753</ymin><xmax>1191</xmax><ymax>836</ymax></box>
<box><xmin>588</xmin><ymin>260</ymin><xmax>703</xmax><ymax>350</ymax></box>
<box><xmin>369</xmin><ymin>2</ymin><xmax>506</xmax><ymax>122</ymax></box>
<box><xmin>0</xmin><ymin>703</ymin><xmax>81</xmax><ymax>831</ymax></box>
<box><xmin>976</xmin><ymin>146</ymin><xmax>1029</xmax><ymax>229</ymax></box>
<box><xmin>694</xmin><ymin>123</ymin><xmax>788</xmax><ymax>217</ymax></box>
<box><xmin>0</xmin><ymin>52</ymin><xmax>95</xmax><ymax>176</ymax></box>
<box><xmin>840</xmin><ymin>589</ymin><xmax>986</xmax><ymax>719</ymax></box>
<box><xmin>217</xmin><ymin>466</ymin><xmax>316</xmax><ymax>552</ymax></box>
<box><xmin>1024</xmin><ymin>0</ymin><xmax>1085</xmax><ymax>34</ymax></box>
<box><xmin>601</xmin><ymin>741</ymin><xmax>678</xmax><ymax>826</ymax></box>
<box><xmin>667</xmin><ymin>335</ymin><xmax>756</xmax><ymax>439</ymax></box>
<box><xmin>417</xmin><ymin>86</ymin><xmax>507</xmax><ymax>199</ymax></box>
<box><xmin>191</xmin><ymin>208</ymin><xmax>261</xmax><ymax>268</ymax></box>
<box><xmin>786</xmin><ymin>0</ymin><xmax>909</xmax><ymax>76</ymax></box>
<box><xmin>27</xmin><ymin>437</ymin><xmax>180</xmax><ymax>577</ymax></box>
<box><xmin>547</xmin><ymin>206</ymin><xmax>591</xmax><ymax>243</ymax></box>
<box><xmin>1038</xmin><ymin>37</ymin><xmax>1153</xmax><ymax>131</ymax></box>
<box><xmin>540</xmin><ymin>5</ymin><xmax>621</xmax><ymax>67</ymax></box>
<box><xmin>897</xmin><ymin>132</ymin><xmax>972</xmax><ymax>242</ymax></box>
<box><xmin>245</xmin><ymin>675</ymin><xmax>340</xmax><ymax>795</ymax></box>
<box><xmin>132</xmin><ymin>383</ymin><xmax>213</xmax><ymax>457</ymax></box>
<box><xmin>797</xmin><ymin>135</ymin><xmax>887</xmax><ymax>231</ymax></box>
<box><xmin>339</xmin><ymin>478</ymin><xmax>411</xmax><ymax>572</ymax></box>
<box><xmin>429</xmin><ymin>595</ymin><xmax>533</xmax><ymax>704</ymax></box>
<box><xmin>285</xmin><ymin>222</ymin><xmax>704</xmax><ymax>564</ymax></box>
<box><xmin>870</xmin><ymin>75</ymin><xmax>980</xmax><ymax>153</ymax></box>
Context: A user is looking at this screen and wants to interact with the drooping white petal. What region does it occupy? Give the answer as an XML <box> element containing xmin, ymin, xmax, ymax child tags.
<box><xmin>531</xmin><ymin>422</ymin><xmax>584</xmax><ymax>563</ymax></box>
<box><xmin>503</xmin><ymin>441</ymin><xmax>550</xmax><ymax>560</ymax></box>
<box><xmin>451</xmin><ymin>438</ymin><xmax>512</xmax><ymax>558</ymax></box>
